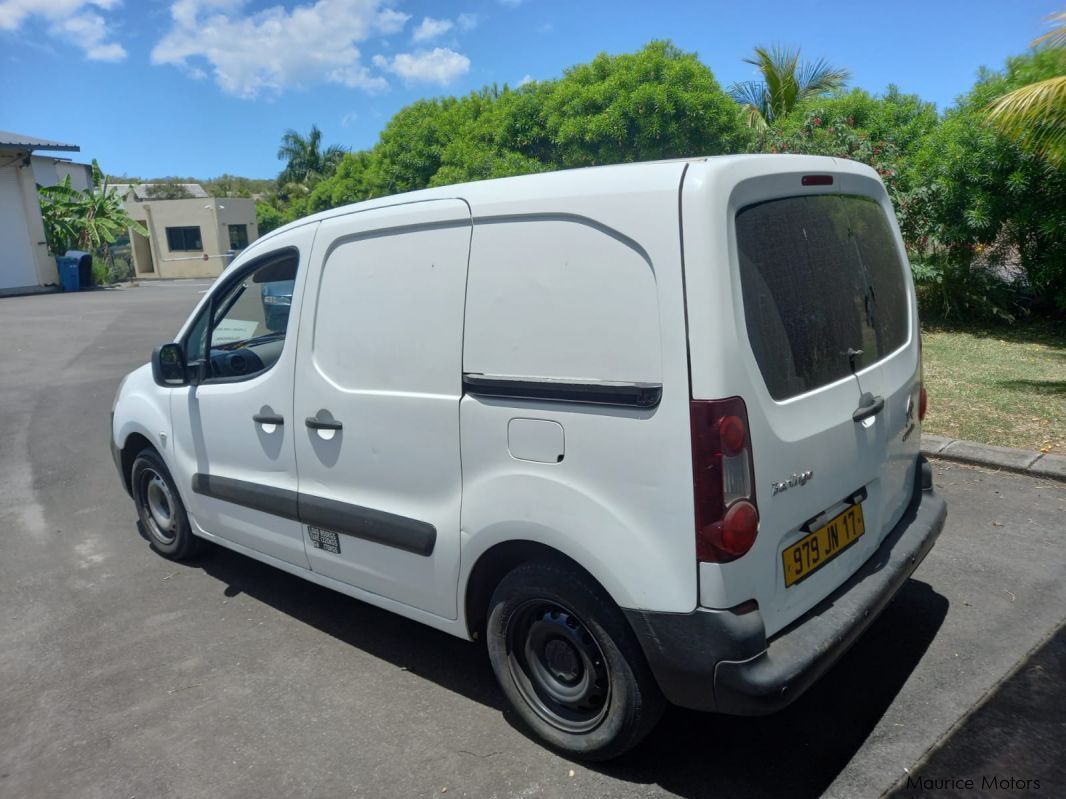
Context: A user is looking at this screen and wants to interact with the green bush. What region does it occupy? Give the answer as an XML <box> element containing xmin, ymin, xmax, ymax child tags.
<box><xmin>910</xmin><ymin>257</ymin><xmax>1023</xmax><ymax>323</ymax></box>
<box><xmin>906</xmin><ymin>49</ymin><xmax>1066</xmax><ymax>314</ymax></box>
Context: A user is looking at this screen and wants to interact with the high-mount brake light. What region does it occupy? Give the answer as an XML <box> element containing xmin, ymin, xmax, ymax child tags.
<box><xmin>801</xmin><ymin>175</ymin><xmax>834</xmax><ymax>186</ymax></box>
<box><xmin>690</xmin><ymin>398</ymin><xmax>759</xmax><ymax>563</ymax></box>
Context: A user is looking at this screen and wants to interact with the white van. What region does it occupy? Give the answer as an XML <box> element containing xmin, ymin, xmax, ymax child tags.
<box><xmin>111</xmin><ymin>155</ymin><xmax>947</xmax><ymax>759</ymax></box>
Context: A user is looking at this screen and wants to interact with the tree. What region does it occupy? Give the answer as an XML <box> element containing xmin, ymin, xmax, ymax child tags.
<box><xmin>38</xmin><ymin>160</ymin><xmax>149</xmax><ymax>255</ymax></box>
<box><xmin>907</xmin><ymin>48</ymin><xmax>1066</xmax><ymax>315</ymax></box>
<box><xmin>542</xmin><ymin>41</ymin><xmax>749</xmax><ymax>166</ymax></box>
<box><xmin>729</xmin><ymin>45</ymin><xmax>850</xmax><ymax>128</ymax></box>
<box><xmin>144</xmin><ymin>181</ymin><xmax>194</xmax><ymax>199</ymax></box>
<box><xmin>276</xmin><ymin>124</ymin><xmax>346</xmax><ymax>187</ymax></box>
<box><xmin>985</xmin><ymin>11</ymin><xmax>1066</xmax><ymax>165</ymax></box>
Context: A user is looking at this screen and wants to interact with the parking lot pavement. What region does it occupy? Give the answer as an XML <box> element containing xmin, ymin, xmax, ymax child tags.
<box><xmin>1</xmin><ymin>284</ymin><xmax>1063</xmax><ymax>799</ymax></box>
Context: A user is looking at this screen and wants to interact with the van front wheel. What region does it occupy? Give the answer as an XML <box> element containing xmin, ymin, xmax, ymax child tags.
<box><xmin>486</xmin><ymin>560</ymin><xmax>664</xmax><ymax>760</ymax></box>
<box><xmin>131</xmin><ymin>449</ymin><xmax>200</xmax><ymax>561</ymax></box>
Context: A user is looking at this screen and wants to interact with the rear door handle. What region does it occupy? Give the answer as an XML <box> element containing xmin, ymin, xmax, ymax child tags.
<box><xmin>852</xmin><ymin>394</ymin><xmax>885</xmax><ymax>423</ymax></box>
<box><xmin>305</xmin><ymin>417</ymin><xmax>343</xmax><ymax>431</ymax></box>
<box><xmin>253</xmin><ymin>413</ymin><xmax>284</xmax><ymax>425</ymax></box>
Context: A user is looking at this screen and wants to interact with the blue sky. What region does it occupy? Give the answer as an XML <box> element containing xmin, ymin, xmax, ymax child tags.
<box><xmin>1</xmin><ymin>0</ymin><xmax>1059</xmax><ymax>179</ymax></box>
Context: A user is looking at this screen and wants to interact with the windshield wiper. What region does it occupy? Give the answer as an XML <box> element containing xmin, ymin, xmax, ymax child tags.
<box><xmin>214</xmin><ymin>330</ymin><xmax>286</xmax><ymax>351</ymax></box>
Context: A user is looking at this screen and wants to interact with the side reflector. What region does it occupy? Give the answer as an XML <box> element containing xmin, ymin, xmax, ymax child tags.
<box><xmin>801</xmin><ymin>175</ymin><xmax>833</xmax><ymax>186</ymax></box>
<box><xmin>919</xmin><ymin>385</ymin><xmax>928</xmax><ymax>422</ymax></box>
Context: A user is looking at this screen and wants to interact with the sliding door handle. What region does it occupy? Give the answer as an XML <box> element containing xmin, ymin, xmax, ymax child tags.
<box><xmin>305</xmin><ymin>417</ymin><xmax>343</xmax><ymax>431</ymax></box>
<box><xmin>253</xmin><ymin>413</ymin><xmax>284</xmax><ymax>425</ymax></box>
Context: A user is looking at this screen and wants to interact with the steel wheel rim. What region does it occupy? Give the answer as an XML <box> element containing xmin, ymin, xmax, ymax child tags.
<box><xmin>140</xmin><ymin>470</ymin><xmax>176</xmax><ymax>544</ymax></box>
<box><xmin>505</xmin><ymin>599</ymin><xmax>611</xmax><ymax>734</ymax></box>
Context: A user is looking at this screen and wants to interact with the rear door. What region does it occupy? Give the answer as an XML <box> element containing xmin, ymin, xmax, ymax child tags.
<box><xmin>292</xmin><ymin>200</ymin><xmax>471</xmax><ymax>619</ymax></box>
<box><xmin>684</xmin><ymin>163</ymin><xmax>920</xmax><ymax>636</ymax></box>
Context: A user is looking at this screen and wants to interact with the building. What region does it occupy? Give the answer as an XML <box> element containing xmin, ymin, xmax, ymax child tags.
<box><xmin>0</xmin><ymin>130</ymin><xmax>81</xmax><ymax>292</ymax></box>
<box><xmin>110</xmin><ymin>184</ymin><xmax>259</xmax><ymax>279</ymax></box>
<box><xmin>32</xmin><ymin>155</ymin><xmax>92</xmax><ymax>193</ymax></box>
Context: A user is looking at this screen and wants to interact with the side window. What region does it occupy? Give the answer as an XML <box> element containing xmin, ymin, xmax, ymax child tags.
<box><xmin>229</xmin><ymin>224</ymin><xmax>249</xmax><ymax>251</ymax></box>
<box><xmin>166</xmin><ymin>226</ymin><xmax>203</xmax><ymax>252</ymax></box>
<box><xmin>185</xmin><ymin>251</ymin><xmax>298</xmax><ymax>381</ymax></box>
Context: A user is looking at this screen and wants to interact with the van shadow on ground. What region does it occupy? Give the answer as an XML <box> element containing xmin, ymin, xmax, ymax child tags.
<box><xmin>184</xmin><ymin>537</ymin><xmax>948</xmax><ymax>799</ymax></box>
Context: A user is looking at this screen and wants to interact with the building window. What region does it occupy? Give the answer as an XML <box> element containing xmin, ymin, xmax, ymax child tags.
<box><xmin>165</xmin><ymin>226</ymin><xmax>203</xmax><ymax>252</ymax></box>
<box><xmin>228</xmin><ymin>224</ymin><xmax>249</xmax><ymax>251</ymax></box>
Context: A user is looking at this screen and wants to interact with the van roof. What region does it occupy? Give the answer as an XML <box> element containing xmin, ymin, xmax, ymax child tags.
<box><xmin>248</xmin><ymin>153</ymin><xmax>876</xmax><ymax>253</ymax></box>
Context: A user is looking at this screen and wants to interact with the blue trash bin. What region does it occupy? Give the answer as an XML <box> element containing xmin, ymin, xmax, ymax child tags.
<box><xmin>56</xmin><ymin>256</ymin><xmax>81</xmax><ymax>292</ymax></box>
<box><xmin>65</xmin><ymin>250</ymin><xmax>95</xmax><ymax>288</ymax></box>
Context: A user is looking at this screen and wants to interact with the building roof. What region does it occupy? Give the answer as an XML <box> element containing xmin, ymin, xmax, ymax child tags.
<box><xmin>110</xmin><ymin>183</ymin><xmax>209</xmax><ymax>200</ymax></box>
<box><xmin>0</xmin><ymin>131</ymin><xmax>79</xmax><ymax>152</ymax></box>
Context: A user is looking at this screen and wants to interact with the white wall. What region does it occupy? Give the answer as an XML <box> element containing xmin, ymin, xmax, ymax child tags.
<box><xmin>31</xmin><ymin>156</ymin><xmax>92</xmax><ymax>192</ymax></box>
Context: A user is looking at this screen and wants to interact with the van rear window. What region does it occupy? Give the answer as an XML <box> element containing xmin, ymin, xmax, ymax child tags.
<box><xmin>735</xmin><ymin>194</ymin><xmax>909</xmax><ymax>401</ymax></box>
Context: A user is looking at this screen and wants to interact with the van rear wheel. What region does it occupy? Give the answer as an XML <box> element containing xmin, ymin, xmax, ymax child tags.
<box><xmin>486</xmin><ymin>559</ymin><xmax>664</xmax><ymax>760</ymax></box>
<box><xmin>131</xmin><ymin>449</ymin><xmax>200</xmax><ymax>561</ymax></box>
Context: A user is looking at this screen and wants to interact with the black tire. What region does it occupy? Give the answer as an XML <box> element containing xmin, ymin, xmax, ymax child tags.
<box><xmin>486</xmin><ymin>558</ymin><xmax>665</xmax><ymax>760</ymax></box>
<box><xmin>130</xmin><ymin>448</ymin><xmax>200</xmax><ymax>561</ymax></box>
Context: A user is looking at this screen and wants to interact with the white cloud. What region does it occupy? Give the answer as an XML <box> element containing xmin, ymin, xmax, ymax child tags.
<box><xmin>0</xmin><ymin>0</ymin><xmax>126</xmax><ymax>61</ymax></box>
<box><xmin>411</xmin><ymin>16</ymin><xmax>451</xmax><ymax>42</ymax></box>
<box><xmin>372</xmin><ymin>47</ymin><xmax>469</xmax><ymax>86</ymax></box>
<box><xmin>151</xmin><ymin>0</ymin><xmax>411</xmax><ymax>98</ymax></box>
<box><xmin>456</xmin><ymin>12</ymin><xmax>477</xmax><ymax>31</ymax></box>
<box><xmin>517</xmin><ymin>74</ymin><xmax>533</xmax><ymax>86</ymax></box>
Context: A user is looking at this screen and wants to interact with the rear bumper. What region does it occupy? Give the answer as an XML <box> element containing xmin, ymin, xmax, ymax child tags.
<box><xmin>625</xmin><ymin>457</ymin><xmax>947</xmax><ymax>714</ymax></box>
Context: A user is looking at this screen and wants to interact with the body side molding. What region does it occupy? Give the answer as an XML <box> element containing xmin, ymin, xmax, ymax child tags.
<box><xmin>191</xmin><ymin>473</ymin><xmax>436</xmax><ymax>556</ymax></box>
<box><xmin>463</xmin><ymin>373</ymin><xmax>663</xmax><ymax>408</ymax></box>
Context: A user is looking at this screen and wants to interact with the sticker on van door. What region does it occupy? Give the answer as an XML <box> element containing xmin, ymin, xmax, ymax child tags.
<box><xmin>308</xmin><ymin>526</ymin><xmax>341</xmax><ymax>554</ymax></box>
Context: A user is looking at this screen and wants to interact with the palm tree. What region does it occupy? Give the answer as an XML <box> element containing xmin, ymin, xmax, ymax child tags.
<box><xmin>985</xmin><ymin>11</ymin><xmax>1066</xmax><ymax>165</ymax></box>
<box><xmin>729</xmin><ymin>45</ymin><xmax>850</xmax><ymax>128</ymax></box>
<box><xmin>38</xmin><ymin>160</ymin><xmax>148</xmax><ymax>255</ymax></box>
<box><xmin>276</xmin><ymin>125</ymin><xmax>346</xmax><ymax>187</ymax></box>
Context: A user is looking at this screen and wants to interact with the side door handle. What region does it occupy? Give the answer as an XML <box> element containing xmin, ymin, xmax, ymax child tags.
<box><xmin>852</xmin><ymin>393</ymin><xmax>885</xmax><ymax>423</ymax></box>
<box><xmin>253</xmin><ymin>413</ymin><xmax>284</xmax><ymax>425</ymax></box>
<box><xmin>305</xmin><ymin>417</ymin><xmax>343</xmax><ymax>431</ymax></box>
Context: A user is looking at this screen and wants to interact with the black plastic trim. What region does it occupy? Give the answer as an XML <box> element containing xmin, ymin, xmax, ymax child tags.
<box><xmin>192</xmin><ymin>473</ymin><xmax>300</xmax><ymax>521</ymax></box>
<box><xmin>624</xmin><ymin>604</ymin><xmax>766</xmax><ymax>711</ymax></box>
<box><xmin>190</xmin><ymin>473</ymin><xmax>436</xmax><ymax>556</ymax></box>
<box><xmin>625</xmin><ymin>457</ymin><xmax>946</xmax><ymax>713</ymax></box>
<box><xmin>463</xmin><ymin>373</ymin><xmax>662</xmax><ymax>408</ymax></box>
<box><xmin>298</xmin><ymin>493</ymin><xmax>436</xmax><ymax>556</ymax></box>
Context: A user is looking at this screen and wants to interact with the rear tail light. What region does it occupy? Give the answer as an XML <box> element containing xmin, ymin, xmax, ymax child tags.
<box><xmin>918</xmin><ymin>334</ymin><xmax>928</xmax><ymax>422</ymax></box>
<box><xmin>690</xmin><ymin>398</ymin><xmax>759</xmax><ymax>563</ymax></box>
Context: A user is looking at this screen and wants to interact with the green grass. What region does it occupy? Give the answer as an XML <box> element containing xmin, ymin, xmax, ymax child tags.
<box><xmin>922</xmin><ymin>321</ymin><xmax>1066</xmax><ymax>453</ymax></box>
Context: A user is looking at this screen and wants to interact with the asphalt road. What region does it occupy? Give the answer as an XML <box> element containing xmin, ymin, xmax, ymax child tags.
<box><xmin>1</xmin><ymin>282</ymin><xmax>1063</xmax><ymax>799</ymax></box>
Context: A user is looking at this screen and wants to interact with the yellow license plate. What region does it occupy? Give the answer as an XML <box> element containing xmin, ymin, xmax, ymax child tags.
<box><xmin>782</xmin><ymin>503</ymin><xmax>865</xmax><ymax>588</ymax></box>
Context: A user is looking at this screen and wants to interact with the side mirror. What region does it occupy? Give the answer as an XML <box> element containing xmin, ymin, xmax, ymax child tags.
<box><xmin>152</xmin><ymin>343</ymin><xmax>188</xmax><ymax>387</ymax></box>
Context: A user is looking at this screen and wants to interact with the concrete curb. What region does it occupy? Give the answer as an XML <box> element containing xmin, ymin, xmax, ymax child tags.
<box><xmin>922</xmin><ymin>434</ymin><xmax>1066</xmax><ymax>483</ymax></box>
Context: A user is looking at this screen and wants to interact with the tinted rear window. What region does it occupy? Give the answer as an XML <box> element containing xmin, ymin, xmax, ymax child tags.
<box><xmin>735</xmin><ymin>194</ymin><xmax>909</xmax><ymax>400</ymax></box>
